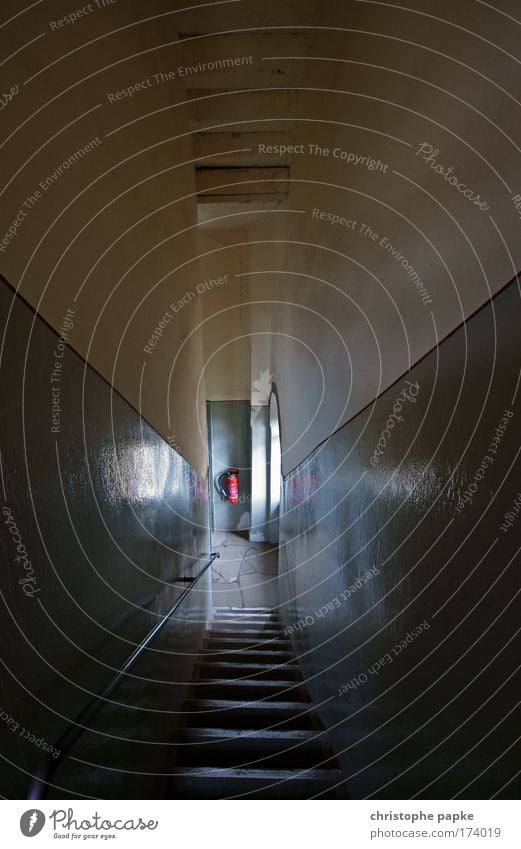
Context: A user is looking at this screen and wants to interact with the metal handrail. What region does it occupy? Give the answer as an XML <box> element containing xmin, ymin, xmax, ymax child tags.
<box><xmin>27</xmin><ymin>552</ymin><xmax>219</xmax><ymax>800</ymax></box>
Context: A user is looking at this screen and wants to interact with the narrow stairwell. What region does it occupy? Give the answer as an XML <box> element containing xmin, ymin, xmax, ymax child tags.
<box><xmin>169</xmin><ymin>607</ymin><xmax>347</xmax><ymax>799</ymax></box>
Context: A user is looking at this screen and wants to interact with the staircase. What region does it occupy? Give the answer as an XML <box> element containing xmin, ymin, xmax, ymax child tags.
<box><xmin>168</xmin><ymin>607</ymin><xmax>347</xmax><ymax>799</ymax></box>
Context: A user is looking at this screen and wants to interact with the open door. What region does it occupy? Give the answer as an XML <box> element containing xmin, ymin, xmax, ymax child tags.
<box><xmin>267</xmin><ymin>390</ymin><xmax>282</xmax><ymax>544</ymax></box>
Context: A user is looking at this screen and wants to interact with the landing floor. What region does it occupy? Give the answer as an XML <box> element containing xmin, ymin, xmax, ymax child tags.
<box><xmin>211</xmin><ymin>531</ymin><xmax>279</xmax><ymax>610</ymax></box>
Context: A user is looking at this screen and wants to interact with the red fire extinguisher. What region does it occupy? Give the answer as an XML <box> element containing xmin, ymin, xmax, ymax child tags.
<box><xmin>217</xmin><ymin>468</ymin><xmax>240</xmax><ymax>503</ymax></box>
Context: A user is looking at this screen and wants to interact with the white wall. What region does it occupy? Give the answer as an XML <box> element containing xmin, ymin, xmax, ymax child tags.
<box><xmin>2</xmin><ymin>0</ymin><xmax>520</xmax><ymax>476</ymax></box>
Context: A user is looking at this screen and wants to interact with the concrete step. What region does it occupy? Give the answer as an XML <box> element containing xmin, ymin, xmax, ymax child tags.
<box><xmin>173</xmin><ymin>726</ymin><xmax>336</xmax><ymax>770</ymax></box>
<box><xmin>209</xmin><ymin>622</ymin><xmax>284</xmax><ymax>634</ymax></box>
<box><xmin>213</xmin><ymin>607</ymin><xmax>276</xmax><ymax>614</ymax></box>
<box><xmin>168</xmin><ymin>765</ymin><xmax>343</xmax><ymax>799</ymax></box>
<box><xmin>199</xmin><ymin>649</ymin><xmax>296</xmax><ymax>665</ymax></box>
<box><xmin>189</xmin><ymin>677</ymin><xmax>310</xmax><ymax>702</ymax></box>
<box><xmin>194</xmin><ymin>661</ymin><xmax>302</xmax><ymax>681</ymax></box>
<box><xmin>212</xmin><ymin>609</ymin><xmax>280</xmax><ymax>616</ymax></box>
<box><xmin>210</xmin><ymin>618</ymin><xmax>282</xmax><ymax>628</ymax></box>
<box><xmin>182</xmin><ymin>698</ymin><xmax>318</xmax><ymax>730</ymax></box>
<box><xmin>211</xmin><ymin>611</ymin><xmax>281</xmax><ymax>619</ymax></box>
<box><xmin>203</xmin><ymin>636</ymin><xmax>290</xmax><ymax>651</ymax></box>
<box><xmin>206</xmin><ymin>621</ymin><xmax>284</xmax><ymax>636</ymax></box>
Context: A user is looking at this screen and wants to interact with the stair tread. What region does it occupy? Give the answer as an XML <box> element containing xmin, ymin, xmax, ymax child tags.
<box><xmin>213</xmin><ymin>607</ymin><xmax>276</xmax><ymax>612</ymax></box>
<box><xmin>205</xmin><ymin>634</ymin><xmax>287</xmax><ymax>640</ymax></box>
<box><xmin>199</xmin><ymin>656</ymin><xmax>296</xmax><ymax>665</ymax></box>
<box><xmin>173</xmin><ymin>726</ymin><xmax>334</xmax><ymax>763</ymax></box>
<box><xmin>204</xmin><ymin>642</ymin><xmax>288</xmax><ymax>649</ymax></box>
<box><xmin>175</xmin><ymin>726</ymin><xmax>322</xmax><ymax>741</ymax></box>
<box><xmin>190</xmin><ymin>680</ymin><xmax>309</xmax><ymax>701</ymax></box>
<box><xmin>210</xmin><ymin>617</ymin><xmax>281</xmax><ymax>622</ymax></box>
<box><xmin>169</xmin><ymin>766</ymin><xmax>340</xmax><ymax>779</ymax></box>
<box><xmin>208</xmin><ymin>619</ymin><xmax>284</xmax><ymax>634</ymax></box>
<box><xmin>167</xmin><ymin>770</ymin><xmax>342</xmax><ymax>798</ymax></box>
<box><xmin>211</xmin><ymin>614</ymin><xmax>280</xmax><ymax>618</ymax></box>
<box><xmin>196</xmin><ymin>660</ymin><xmax>300</xmax><ymax>671</ymax></box>
<box><xmin>207</xmin><ymin>646</ymin><xmax>294</xmax><ymax>653</ymax></box>
<box><xmin>185</xmin><ymin>698</ymin><xmax>312</xmax><ymax>710</ymax></box>
<box><xmin>210</xmin><ymin>623</ymin><xmax>281</xmax><ymax>628</ymax></box>
<box><xmin>204</xmin><ymin>638</ymin><xmax>289</xmax><ymax>644</ymax></box>
<box><xmin>211</xmin><ymin>612</ymin><xmax>280</xmax><ymax>618</ymax></box>
<box><xmin>206</xmin><ymin>633</ymin><xmax>285</xmax><ymax>640</ymax></box>
<box><xmin>210</xmin><ymin>619</ymin><xmax>281</xmax><ymax>624</ymax></box>
<box><xmin>211</xmin><ymin>611</ymin><xmax>280</xmax><ymax>616</ymax></box>
<box><xmin>194</xmin><ymin>664</ymin><xmax>302</xmax><ymax>681</ymax></box>
<box><xmin>193</xmin><ymin>677</ymin><xmax>302</xmax><ymax>688</ymax></box>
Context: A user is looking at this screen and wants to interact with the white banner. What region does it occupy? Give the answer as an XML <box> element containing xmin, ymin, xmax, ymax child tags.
<box><xmin>1</xmin><ymin>800</ymin><xmax>518</xmax><ymax>848</ymax></box>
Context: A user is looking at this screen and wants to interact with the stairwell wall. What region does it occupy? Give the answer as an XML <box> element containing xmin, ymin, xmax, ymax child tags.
<box><xmin>278</xmin><ymin>277</ymin><xmax>521</xmax><ymax>799</ymax></box>
<box><xmin>0</xmin><ymin>276</ymin><xmax>211</xmax><ymax>798</ymax></box>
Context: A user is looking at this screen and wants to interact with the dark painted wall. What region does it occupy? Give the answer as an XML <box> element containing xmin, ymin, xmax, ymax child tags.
<box><xmin>279</xmin><ymin>278</ymin><xmax>521</xmax><ymax>799</ymax></box>
<box><xmin>0</xmin><ymin>277</ymin><xmax>211</xmax><ymax>799</ymax></box>
<box><xmin>208</xmin><ymin>400</ymin><xmax>252</xmax><ymax>532</ymax></box>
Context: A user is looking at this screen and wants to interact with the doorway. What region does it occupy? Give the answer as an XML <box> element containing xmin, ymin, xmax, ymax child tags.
<box><xmin>207</xmin><ymin>400</ymin><xmax>251</xmax><ymax>533</ymax></box>
<box><xmin>207</xmin><ymin>396</ymin><xmax>281</xmax><ymax>609</ymax></box>
<box><xmin>267</xmin><ymin>390</ymin><xmax>282</xmax><ymax>545</ymax></box>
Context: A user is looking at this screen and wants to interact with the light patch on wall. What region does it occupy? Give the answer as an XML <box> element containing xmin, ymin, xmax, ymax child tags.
<box><xmin>101</xmin><ymin>441</ymin><xmax>171</xmax><ymax>503</ymax></box>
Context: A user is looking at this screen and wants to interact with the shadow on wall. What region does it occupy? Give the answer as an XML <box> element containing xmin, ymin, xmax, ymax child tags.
<box><xmin>278</xmin><ymin>277</ymin><xmax>521</xmax><ymax>800</ymax></box>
